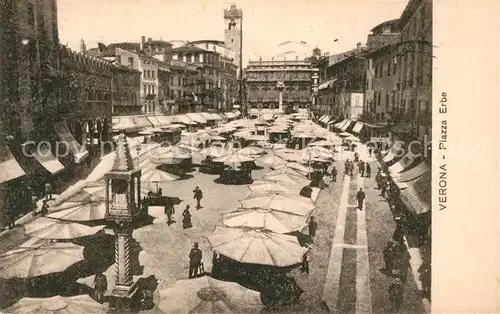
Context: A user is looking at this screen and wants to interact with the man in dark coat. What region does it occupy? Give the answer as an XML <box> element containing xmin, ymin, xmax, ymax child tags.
<box><xmin>308</xmin><ymin>216</ymin><xmax>318</xmax><ymax>243</ymax></box>
<box><xmin>94</xmin><ymin>272</ymin><xmax>107</xmax><ymax>303</ymax></box>
<box><xmin>358</xmin><ymin>160</ymin><xmax>365</xmax><ymax>177</ymax></box>
<box><xmin>331</xmin><ymin>166</ymin><xmax>338</xmax><ymax>182</ymax></box>
<box><xmin>388</xmin><ymin>278</ymin><xmax>403</xmax><ymax>312</ymax></box>
<box><xmin>193</xmin><ymin>186</ymin><xmax>203</xmax><ymax>209</ymax></box>
<box><xmin>366</xmin><ymin>163</ymin><xmax>371</xmax><ymax>178</ymax></box>
<box><xmin>189</xmin><ymin>242</ymin><xmax>203</xmax><ymax>278</ymax></box>
<box><xmin>356</xmin><ymin>188</ymin><xmax>366</xmax><ymax>210</ymax></box>
<box><xmin>41</xmin><ymin>200</ymin><xmax>49</xmax><ymax>216</ymax></box>
<box><xmin>381</xmin><ymin>240</ymin><xmax>396</xmax><ymax>275</ymax></box>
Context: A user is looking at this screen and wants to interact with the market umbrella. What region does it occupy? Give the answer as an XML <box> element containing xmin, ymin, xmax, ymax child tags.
<box><xmin>4</xmin><ymin>295</ymin><xmax>108</xmax><ymax>313</ymax></box>
<box><xmin>255</xmin><ymin>154</ymin><xmax>286</xmax><ymax>168</ymax></box>
<box><xmin>141</xmin><ymin>166</ymin><xmax>180</xmax><ymax>182</ymax></box>
<box><xmin>200</xmin><ymin>146</ymin><xmax>234</xmax><ymax>158</ymax></box>
<box><xmin>339</xmin><ymin>132</ymin><xmax>351</xmax><ymax>137</ymax></box>
<box><xmin>150</xmin><ymin>146</ymin><xmax>192</xmax><ymax>165</ymax></box>
<box><xmin>247</xmin><ymin>181</ymin><xmax>300</xmax><ymax>194</ymax></box>
<box><xmin>210</xmin><ymin>135</ymin><xmax>227</xmax><ymax>141</ymax></box>
<box><xmin>157</xmin><ymin>276</ymin><xmax>263</xmax><ymax>313</ymax></box>
<box><xmin>262</xmin><ymin>173</ymin><xmax>310</xmax><ymax>187</ymax></box>
<box><xmin>0</xmin><ymin>241</ymin><xmax>85</xmax><ymax>278</ymax></box>
<box><xmin>240</xmin><ymin>192</ymin><xmax>315</xmax><ymax>216</ymax></box>
<box><xmin>274</xmin><ymin>149</ymin><xmax>302</xmax><ymax>162</ymax></box>
<box><xmin>48</xmin><ymin>200</ymin><xmax>107</xmax><ymax>221</ymax></box>
<box><xmin>266</xmin><ymin>166</ymin><xmax>308</xmax><ymax>179</ymax></box>
<box><xmin>213</xmin><ymin>153</ymin><xmax>254</xmax><ymax>165</ymax></box>
<box><xmin>207</xmin><ymin>227</ymin><xmax>308</xmax><ymax>267</ymax></box>
<box><xmin>237</xmin><ymin>146</ymin><xmax>265</xmax><ymax>157</ymax></box>
<box><xmin>279</xmin><ymin>162</ymin><xmax>313</xmax><ymax>176</ymax></box>
<box><xmin>308</xmin><ymin>139</ymin><xmax>337</xmax><ymax>147</ymax></box>
<box><xmin>222</xmin><ymin>208</ymin><xmax>308</xmax><ymax>234</ymax></box>
<box><xmin>24</xmin><ymin>217</ymin><xmax>104</xmax><ymax>240</ymax></box>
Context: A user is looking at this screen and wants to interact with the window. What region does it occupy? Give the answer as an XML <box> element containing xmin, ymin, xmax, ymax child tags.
<box><xmin>385</xmin><ymin>92</ymin><xmax>389</xmax><ymax>109</ymax></box>
<box><xmin>128</xmin><ymin>57</ymin><xmax>134</xmax><ymax>67</ymax></box>
<box><xmin>387</xmin><ymin>58</ymin><xmax>391</xmax><ymax>76</ymax></box>
<box><xmin>152</xmin><ymin>85</ymin><xmax>155</xmax><ymax>94</ymax></box>
<box><xmin>143</xmin><ymin>84</ymin><xmax>147</xmax><ymax>95</ymax></box>
<box><xmin>152</xmin><ymin>71</ymin><xmax>155</xmax><ymax>79</ymax></box>
<box><xmin>374</xmin><ymin>60</ymin><xmax>378</xmax><ymax>77</ymax></box>
<box><xmin>27</xmin><ymin>3</ymin><xmax>35</xmax><ymax>26</ymax></box>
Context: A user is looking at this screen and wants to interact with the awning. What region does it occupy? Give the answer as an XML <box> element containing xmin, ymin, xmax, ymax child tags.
<box><xmin>382</xmin><ymin>145</ymin><xmax>404</xmax><ymax>164</ymax></box>
<box><xmin>32</xmin><ymin>144</ymin><xmax>65</xmax><ymax>175</ymax></box>
<box><xmin>173</xmin><ymin>114</ymin><xmax>197</xmax><ymax>125</ymax></box>
<box><xmin>147</xmin><ymin>115</ymin><xmax>165</xmax><ymax>127</ymax></box>
<box><xmin>145</xmin><ymin>94</ymin><xmax>156</xmax><ymax>101</ymax></box>
<box><xmin>389</xmin><ymin>152</ymin><xmax>418</xmax><ymax>174</ymax></box>
<box><xmin>133</xmin><ymin>116</ymin><xmax>153</xmax><ymax>129</ymax></box>
<box><xmin>400</xmin><ymin>172</ymin><xmax>431</xmax><ymax>215</ymax></box>
<box><xmin>318</xmin><ymin>114</ymin><xmax>327</xmax><ymax>122</ymax></box>
<box><xmin>318</xmin><ymin>79</ymin><xmax>337</xmax><ymax>90</ymax></box>
<box><xmin>186</xmin><ymin>113</ymin><xmax>208</xmax><ymax>124</ymax></box>
<box><xmin>341</xmin><ymin>120</ymin><xmax>354</xmax><ymax>131</ymax></box>
<box><xmin>394</xmin><ymin>161</ymin><xmax>430</xmax><ymax>183</ymax></box>
<box><xmin>352</xmin><ymin>121</ymin><xmax>364</xmax><ymax>134</ymax></box>
<box><xmin>0</xmin><ymin>145</ymin><xmax>26</xmax><ymax>184</ymax></box>
<box><xmin>113</xmin><ymin>116</ymin><xmax>138</xmax><ymax>132</ymax></box>
<box><xmin>225</xmin><ymin>112</ymin><xmax>236</xmax><ymax>119</ymax></box>
<box><xmin>320</xmin><ymin>115</ymin><xmax>331</xmax><ymax>123</ymax></box>
<box><xmin>199</xmin><ymin>112</ymin><xmax>216</xmax><ymax>121</ymax></box>
<box><xmin>157</xmin><ymin>115</ymin><xmax>174</xmax><ymax>125</ymax></box>
<box><xmin>209</xmin><ymin>113</ymin><xmax>223</xmax><ymax>120</ymax></box>
<box><xmin>53</xmin><ymin>121</ymin><xmax>89</xmax><ymax>164</ymax></box>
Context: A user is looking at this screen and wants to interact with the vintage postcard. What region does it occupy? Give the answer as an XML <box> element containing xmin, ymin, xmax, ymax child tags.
<box><xmin>0</xmin><ymin>0</ymin><xmax>497</xmax><ymax>313</ymax></box>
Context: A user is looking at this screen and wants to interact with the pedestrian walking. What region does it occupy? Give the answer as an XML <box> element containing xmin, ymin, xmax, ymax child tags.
<box><xmin>188</xmin><ymin>242</ymin><xmax>203</xmax><ymax>278</ymax></box>
<box><xmin>41</xmin><ymin>200</ymin><xmax>49</xmax><ymax>216</ymax></box>
<box><xmin>182</xmin><ymin>205</ymin><xmax>193</xmax><ymax>229</ymax></box>
<box><xmin>366</xmin><ymin>163</ymin><xmax>371</xmax><ymax>178</ymax></box>
<box><xmin>354</xmin><ymin>152</ymin><xmax>359</xmax><ymax>162</ymax></box>
<box><xmin>392</xmin><ymin>244</ymin><xmax>411</xmax><ymax>282</ymax></box>
<box><xmin>193</xmin><ymin>186</ymin><xmax>203</xmax><ymax>209</ymax></box>
<box><xmin>356</xmin><ymin>188</ymin><xmax>365</xmax><ymax>210</ymax></box>
<box><xmin>44</xmin><ymin>181</ymin><xmax>53</xmax><ymax>201</ymax></box>
<box><xmin>308</xmin><ymin>216</ymin><xmax>318</xmax><ymax>243</ymax></box>
<box><xmin>418</xmin><ymin>262</ymin><xmax>431</xmax><ymax>299</ymax></box>
<box><xmin>94</xmin><ymin>272</ymin><xmax>107</xmax><ymax>303</ymax></box>
<box><xmin>301</xmin><ymin>251</ymin><xmax>310</xmax><ymax>274</ymax></box>
<box><xmin>388</xmin><ymin>278</ymin><xmax>403</xmax><ymax>312</ymax></box>
<box><xmin>344</xmin><ymin>159</ymin><xmax>350</xmax><ymax>175</ymax></box>
<box><xmin>349</xmin><ymin>161</ymin><xmax>354</xmax><ymax>176</ymax></box>
<box><xmin>358</xmin><ymin>160</ymin><xmax>365</xmax><ymax>177</ymax></box>
<box><xmin>165</xmin><ymin>204</ymin><xmax>175</xmax><ymax>225</ymax></box>
<box><xmin>381</xmin><ymin>239</ymin><xmax>396</xmax><ymax>275</ymax></box>
<box><xmin>368</xmin><ymin>147</ymin><xmax>373</xmax><ymax>157</ymax></box>
<box><xmin>331</xmin><ymin>166</ymin><xmax>338</xmax><ymax>182</ymax></box>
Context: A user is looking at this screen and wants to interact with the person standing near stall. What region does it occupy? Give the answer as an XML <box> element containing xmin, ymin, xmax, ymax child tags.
<box><xmin>188</xmin><ymin>242</ymin><xmax>203</xmax><ymax>278</ymax></box>
<box><xmin>388</xmin><ymin>278</ymin><xmax>403</xmax><ymax>312</ymax></box>
<box><xmin>193</xmin><ymin>186</ymin><xmax>203</xmax><ymax>209</ymax></box>
<box><xmin>308</xmin><ymin>216</ymin><xmax>318</xmax><ymax>243</ymax></box>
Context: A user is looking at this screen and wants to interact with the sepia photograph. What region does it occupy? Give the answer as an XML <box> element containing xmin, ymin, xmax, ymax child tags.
<box><xmin>1</xmin><ymin>0</ymin><xmax>495</xmax><ymax>313</ymax></box>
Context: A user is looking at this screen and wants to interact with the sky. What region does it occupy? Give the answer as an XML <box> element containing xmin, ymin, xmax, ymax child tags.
<box><xmin>57</xmin><ymin>0</ymin><xmax>408</xmax><ymax>64</ymax></box>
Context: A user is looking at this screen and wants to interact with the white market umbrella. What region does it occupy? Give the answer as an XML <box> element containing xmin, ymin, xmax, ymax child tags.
<box><xmin>237</xmin><ymin>146</ymin><xmax>265</xmax><ymax>157</ymax></box>
<box><xmin>207</xmin><ymin>227</ymin><xmax>308</xmax><ymax>267</ymax></box>
<box><xmin>222</xmin><ymin>208</ymin><xmax>307</xmax><ymax>234</ymax></box>
<box><xmin>158</xmin><ymin>276</ymin><xmax>263</xmax><ymax>313</ymax></box>
<box><xmin>0</xmin><ymin>241</ymin><xmax>84</xmax><ymax>278</ymax></box>
<box><xmin>48</xmin><ymin>201</ymin><xmax>107</xmax><ymax>221</ymax></box>
<box><xmin>266</xmin><ymin>166</ymin><xmax>308</xmax><ymax>179</ymax></box>
<box><xmin>262</xmin><ymin>173</ymin><xmax>310</xmax><ymax>187</ymax></box>
<box><xmin>24</xmin><ymin>217</ymin><xmax>104</xmax><ymax>240</ymax></box>
<box><xmin>255</xmin><ymin>153</ymin><xmax>287</xmax><ymax>168</ymax></box>
<box><xmin>200</xmin><ymin>146</ymin><xmax>234</xmax><ymax>158</ymax></box>
<box><xmin>308</xmin><ymin>139</ymin><xmax>338</xmax><ymax>147</ymax></box>
<box><xmin>4</xmin><ymin>295</ymin><xmax>108</xmax><ymax>313</ymax></box>
<box><xmin>213</xmin><ymin>153</ymin><xmax>255</xmax><ymax>164</ymax></box>
<box><xmin>141</xmin><ymin>166</ymin><xmax>180</xmax><ymax>182</ymax></box>
<box><xmin>248</xmin><ymin>181</ymin><xmax>300</xmax><ymax>194</ymax></box>
<box><xmin>240</xmin><ymin>192</ymin><xmax>315</xmax><ymax>216</ymax></box>
<box><xmin>280</xmin><ymin>162</ymin><xmax>313</xmax><ymax>176</ymax></box>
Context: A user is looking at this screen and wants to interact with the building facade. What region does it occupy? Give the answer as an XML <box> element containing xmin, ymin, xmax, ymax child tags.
<box><xmin>111</xmin><ymin>65</ymin><xmax>142</xmax><ymax>116</ymax></box>
<box><xmin>394</xmin><ymin>0</ymin><xmax>433</xmax><ymax>142</ymax></box>
<box><xmin>223</xmin><ymin>5</ymin><xmax>242</xmax><ymax>71</ymax></box>
<box><xmin>244</xmin><ymin>60</ymin><xmax>317</xmax><ymax>113</ymax></box>
<box><xmin>166</xmin><ymin>59</ymin><xmax>199</xmax><ymax>114</ymax></box>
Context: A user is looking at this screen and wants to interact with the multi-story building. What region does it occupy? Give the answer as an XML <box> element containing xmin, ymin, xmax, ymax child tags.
<box><xmin>166</xmin><ymin>59</ymin><xmax>199</xmax><ymax>114</ymax></box>
<box><xmin>394</xmin><ymin>0</ymin><xmax>432</xmax><ymax>142</ymax></box>
<box><xmin>220</xmin><ymin>56</ymin><xmax>239</xmax><ymax>111</ymax></box>
<box><xmin>111</xmin><ymin>64</ymin><xmax>142</xmax><ymax>116</ymax></box>
<box><xmin>169</xmin><ymin>45</ymin><xmax>223</xmax><ymax>110</ymax></box>
<box><xmin>364</xmin><ymin>19</ymin><xmax>401</xmax><ymax>123</ymax></box>
<box><xmin>244</xmin><ymin>59</ymin><xmax>318</xmax><ymax>114</ymax></box>
<box><xmin>315</xmin><ymin>43</ymin><xmax>368</xmax><ymax>120</ymax></box>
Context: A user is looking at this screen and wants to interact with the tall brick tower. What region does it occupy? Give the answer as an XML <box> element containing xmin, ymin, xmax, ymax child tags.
<box><xmin>224</xmin><ymin>4</ymin><xmax>242</xmax><ymax>67</ymax></box>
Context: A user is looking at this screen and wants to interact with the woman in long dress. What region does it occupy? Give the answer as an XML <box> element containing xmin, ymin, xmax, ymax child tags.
<box><xmin>182</xmin><ymin>205</ymin><xmax>193</xmax><ymax>229</ymax></box>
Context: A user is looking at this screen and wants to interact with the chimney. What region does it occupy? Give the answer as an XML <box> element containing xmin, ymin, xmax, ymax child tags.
<box><xmin>141</xmin><ymin>36</ymin><xmax>146</xmax><ymax>50</ymax></box>
<box><xmin>80</xmin><ymin>38</ymin><xmax>86</xmax><ymax>55</ymax></box>
<box><xmin>357</xmin><ymin>42</ymin><xmax>361</xmax><ymax>51</ymax></box>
